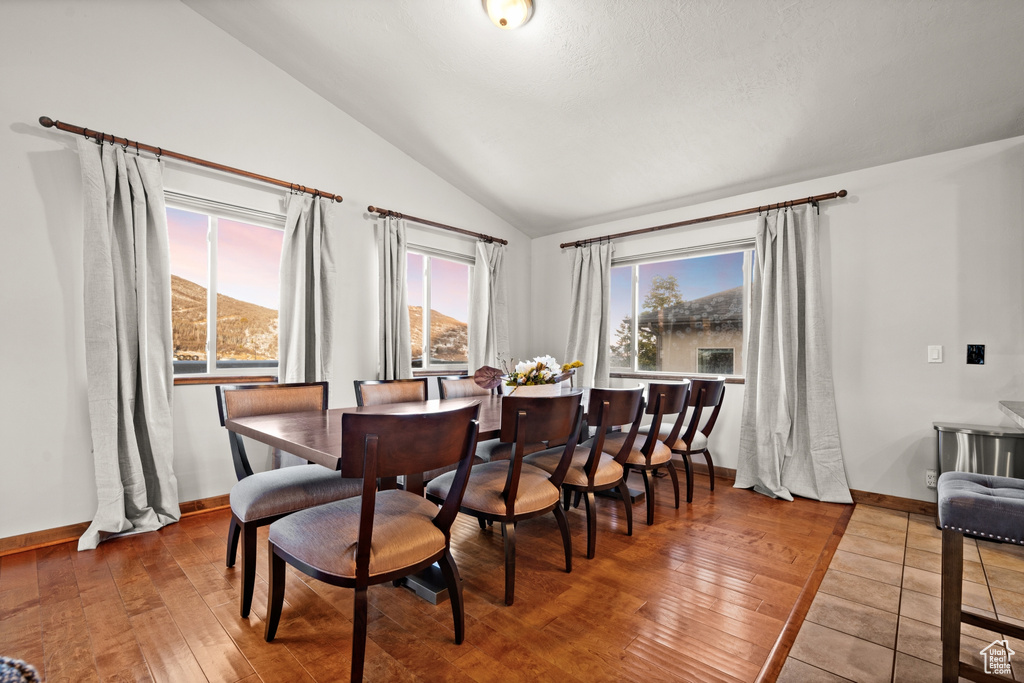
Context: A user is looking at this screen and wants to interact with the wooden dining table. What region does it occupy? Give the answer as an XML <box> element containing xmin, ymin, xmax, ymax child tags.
<box><xmin>224</xmin><ymin>395</ymin><xmax>504</xmax><ymax>478</ymax></box>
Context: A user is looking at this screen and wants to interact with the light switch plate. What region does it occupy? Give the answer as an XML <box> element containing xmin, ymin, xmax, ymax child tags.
<box><xmin>928</xmin><ymin>345</ymin><xmax>943</xmax><ymax>363</ymax></box>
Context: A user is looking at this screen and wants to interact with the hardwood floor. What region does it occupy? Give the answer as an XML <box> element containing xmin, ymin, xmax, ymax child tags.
<box><xmin>0</xmin><ymin>472</ymin><xmax>850</xmax><ymax>682</ymax></box>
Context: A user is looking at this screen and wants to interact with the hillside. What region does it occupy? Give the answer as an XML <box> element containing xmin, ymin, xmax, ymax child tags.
<box><xmin>409</xmin><ymin>305</ymin><xmax>467</xmax><ymax>363</ymax></box>
<box><xmin>171</xmin><ymin>274</ymin><xmax>278</xmax><ymax>361</ymax></box>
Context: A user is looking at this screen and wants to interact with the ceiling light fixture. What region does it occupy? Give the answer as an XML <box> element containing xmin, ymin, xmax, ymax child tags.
<box><xmin>483</xmin><ymin>0</ymin><xmax>533</xmax><ymax>29</ymax></box>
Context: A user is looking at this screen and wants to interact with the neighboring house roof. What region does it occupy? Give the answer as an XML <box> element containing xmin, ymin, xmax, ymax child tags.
<box><xmin>638</xmin><ymin>286</ymin><xmax>743</xmax><ymax>327</ymax></box>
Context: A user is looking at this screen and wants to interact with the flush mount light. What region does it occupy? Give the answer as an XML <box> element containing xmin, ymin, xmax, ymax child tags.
<box><xmin>483</xmin><ymin>0</ymin><xmax>533</xmax><ymax>29</ymax></box>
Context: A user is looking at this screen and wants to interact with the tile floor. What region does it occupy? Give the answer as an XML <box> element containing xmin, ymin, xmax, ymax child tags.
<box><xmin>778</xmin><ymin>504</ymin><xmax>1024</xmax><ymax>682</ymax></box>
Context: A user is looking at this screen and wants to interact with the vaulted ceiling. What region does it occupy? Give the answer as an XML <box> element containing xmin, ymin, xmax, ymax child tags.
<box><xmin>184</xmin><ymin>0</ymin><xmax>1024</xmax><ymax>237</ymax></box>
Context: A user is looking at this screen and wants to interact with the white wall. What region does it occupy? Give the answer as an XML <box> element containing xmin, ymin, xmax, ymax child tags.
<box><xmin>532</xmin><ymin>136</ymin><xmax>1024</xmax><ymax>503</ymax></box>
<box><xmin>0</xmin><ymin>0</ymin><xmax>533</xmax><ymax>538</ymax></box>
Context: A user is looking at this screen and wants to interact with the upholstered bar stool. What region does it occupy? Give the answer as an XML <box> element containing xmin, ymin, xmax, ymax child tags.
<box><xmin>938</xmin><ymin>471</ymin><xmax>1024</xmax><ymax>682</ymax></box>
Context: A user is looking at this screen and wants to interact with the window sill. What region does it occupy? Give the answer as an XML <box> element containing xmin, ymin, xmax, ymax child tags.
<box><xmin>173</xmin><ymin>375</ymin><xmax>278</xmax><ymax>386</ymax></box>
<box><xmin>413</xmin><ymin>369</ymin><xmax>469</xmax><ymax>378</ymax></box>
<box><xmin>610</xmin><ymin>371</ymin><xmax>745</xmax><ymax>385</ymax></box>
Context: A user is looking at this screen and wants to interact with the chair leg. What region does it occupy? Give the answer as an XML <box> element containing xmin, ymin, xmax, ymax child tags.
<box><xmin>680</xmin><ymin>452</ymin><xmax>693</xmax><ymax>503</ymax></box>
<box><xmin>641</xmin><ymin>469</ymin><xmax>655</xmax><ymax>525</ymax></box>
<box><xmin>501</xmin><ymin>522</ymin><xmax>516</xmax><ymax>606</ymax></box>
<box><xmin>583</xmin><ymin>491</ymin><xmax>597</xmax><ymax>559</ymax></box>
<box><xmin>226</xmin><ymin>516</ymin><xmax>241</xmax><ymax>568</ymax></box>
<box><xmin>478</xmin><ymin>517</ymin><xmax>487</xmax><ymax>531</ymax></box>
<box><xmin>704</xmin><ymin>448</ymin><xmax>716</xmax><ymax>492</ymax></box>
<box><xmin>572</xmin><ymin>491</ymin><xmax>583</xmax><ymax>509</ymax></box>
<box><xmin>665</xmin><ymin>462</ymin><xmax>680</xmax><ymax>508</ymax></box>
<box><xmin>562</xmin><ymin>487</ymin><xmax>572</xmax><ymax>511</ymax></box>
<box><xmin>240</xmin><ymin>522</ymin><xmax>258</xmax><ymax>618</ymax></box>
<box><xmin>616</xmin><ymin>480</ymin><xmax>633</xmax><ymax>536</ymax></box>
<box><xmin>437</xmin><ymin>549</ymin><xmax>465</xmax><ymax>644</ymax></box>
<box><xmin>940</xmin><ymin>528</ymin><xmax>964</xmax><ymax>682</ymax></box>
<box><xmin>553</xmin><ymin>504</ymin><xmax>573</xmax><ymax>573</ymax></box>
<box><xmin>350</xmin><ymin>586</ymin><xmax>369</xmax><ymax>683</ymax></box>
<box><xmin>264</xmin><ymin>546</ymin><xmax>287</xmax><ymax>641</ymax></box>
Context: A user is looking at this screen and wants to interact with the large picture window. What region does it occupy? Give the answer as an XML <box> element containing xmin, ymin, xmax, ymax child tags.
<box><xmin>407</xmin><ymin>251</ymin><xmax>470</xmax><ymax>370</ymax></box>
<box><xmin>166</xmin><ymin>197</ymin><xmax>285</xmax><ymax>375</ymax></box>
<box><xmin>609</xmin><ymin>248</ymin><xmax>751</xmax><ymax>376</ymax></box>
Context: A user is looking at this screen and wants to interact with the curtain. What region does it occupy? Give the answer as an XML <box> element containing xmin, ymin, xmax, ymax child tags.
<box><xmin>564</xmin><ymin>242</ymin><xmax>611</xmax><ymax>388</ymax></box>
<box><xmin>77</xmin><ymin>138</ymin><xmax>180</xmax><ymax>550</ymax></box>
<box><xmin>279</xmin><ymin>194</ymin><xmax>338</xmax><ymax>383</ymax></box>
<box><xmin>378</xmin><ymin>215</ymin><xmax>412</xmax><ymax>379</ymax></box>
<box><xmin>735</xmin><ymin>204</ymin><xmax>852</xmax><ymax>503</ymax></box>
<box><xmin>468</xmin><ymin>241</ymin><xmax>510</xmax><ymax>371</ymax></box>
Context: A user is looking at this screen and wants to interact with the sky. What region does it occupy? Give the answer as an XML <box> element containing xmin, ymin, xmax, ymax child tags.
<box><xmin>407</xmin><ymin>252</ymin><xmax>469</xmax><ymax>322</ymax></box>
<box><xmin>609</xmin><ymin>250</ymin><xmax>746</xmax><ymax>326</ymax></box>
<box><xmin>167</xmin><ymin>207</ymin><xmax>283</xmax><ymax>310</ymax></box>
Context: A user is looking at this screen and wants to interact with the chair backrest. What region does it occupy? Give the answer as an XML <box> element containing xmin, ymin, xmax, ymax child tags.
<box><xmin>644</xmin><ymin>381</ymin><xmax>691</xmax><ymax>460</ymax></box>
<box><xmin>681</xmin><ymin>377</ymin><xmax>727</xmax><ymax>445</ymax></box>
<box><xmin>215</xmin><ymin>382</ymin><xmax>329</xmax><ymax>480</ymax></box>
<box><xmin>437</xmin><ymin>375</ymin><xmax>501</xmax><ymax>399</ymax></box>
<box><xmin>499</xmin><ymin>392</ymin><xmax>584</xmax><ymax>514</ymax></box>
<box><xmin>353</xmin><ymin>378</ymin><xmax>428</xmax><ymax>406</ymax></box>
<box><xmin>585</xmin><ymin>385</ymin><xmax>646</xmax><ymax>475</ymax></box>
<box><xmin>341</xmin><ymin>404</ymin><xmax>481</xmax><ymax>548</ymax></box>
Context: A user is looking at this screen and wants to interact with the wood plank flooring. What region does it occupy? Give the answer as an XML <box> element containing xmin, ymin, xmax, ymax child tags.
<box><xmin>0</xmin><ymin>472</ymin><xmax>849</xmax><ymax>682</ymax></box>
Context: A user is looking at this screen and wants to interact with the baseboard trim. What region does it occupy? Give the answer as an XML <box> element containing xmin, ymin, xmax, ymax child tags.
<box><xmin>850</xmin><ymin>489</ymin><xmax>936</xmax><ymax>516</ymax></box>
<box><xmin>0</xmin><ymin>494</ymin><xmax>230</xmax><ymax>557</ymax></box>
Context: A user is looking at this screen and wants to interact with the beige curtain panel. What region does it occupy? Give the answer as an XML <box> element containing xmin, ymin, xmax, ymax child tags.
<box><xmin>735</xmin><ymin>204</ymin><xmax>852</xmax><ymax>504</ymax></box>
<box><xmin>468</xmin><ymin>241</ymin><xmax>510</xmax><ymax>371</ymax></box>
<box><xmin>377</xmin><ymin>215</ymin><xmax>412</xmax><ymax>379</ymax></box>
<box><xmin>279</xmin><ymin>194</ymin><xmax>338</xmax><ymax>383</ymax></box>
<box><xmin>564</xmin><ymin>242</ymin><xmax>611</xmax><ymax>388</ymax></box>
<box><xmin>77</xmin><ymin>138</ymin><xmax>180</xmax><ymax>550</ymax></box>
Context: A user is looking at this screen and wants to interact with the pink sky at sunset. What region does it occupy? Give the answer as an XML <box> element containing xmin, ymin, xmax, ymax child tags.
<box><xmin>167</xmin><ymin>208</ymin><xmax>283</xmax><ymax>310</ymax></box>
<box><xmin>406</xmin><ymin>252</ymin><xmax>468</xmax><ymax>323</ymax></box>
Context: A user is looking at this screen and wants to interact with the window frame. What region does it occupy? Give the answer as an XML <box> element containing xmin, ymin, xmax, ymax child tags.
<box><xmin>407</xmin><ymin>245</ymin><xmax>473</xmax><ymax>373</ymax></box>
<box><xmin>165</xmin><ymin>191</ymin><xmax>287</xmax><ymax>377</ymax></box>
<box><xmin>608</xmin><ymin>240</ymin><xmax>753</xmax><ymax>380</ymax></box>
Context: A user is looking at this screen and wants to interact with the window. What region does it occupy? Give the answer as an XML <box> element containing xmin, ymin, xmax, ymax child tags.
<box><xmin>166</xmin><ymin>197</ymin><xmax>285</xmax><ymax>375</ymax></box>
<box><xmin>697</xmin><ymin>348</ymin><xmax>735</xmax><ymax>375</ymax></box>
<box><xmin>407</xmin><ymin>251</ymin><xmax>470</xmax><ymax>370</ymax></box>
<box><xmin>609</xmin><ymin>248</ymin><xmax>751</xmax><ymax>376</ymax></box>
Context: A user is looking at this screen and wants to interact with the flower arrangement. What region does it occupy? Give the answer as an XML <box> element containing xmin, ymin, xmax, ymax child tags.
<box><xmin>472</xmin><ymin>356</ymin><xmax>584</xmax><ymax>394</ymax></box>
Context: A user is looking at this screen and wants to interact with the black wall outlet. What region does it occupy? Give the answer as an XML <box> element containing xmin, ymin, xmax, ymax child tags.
<box><xmin>967</xmin><ymin>344</ymin><xmax>985</xmax><ymax>365</ymax></box>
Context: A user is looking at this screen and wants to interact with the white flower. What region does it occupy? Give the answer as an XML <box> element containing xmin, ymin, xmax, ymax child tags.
<box><xmin>533</xmin><ymin>355</ymin><xmax>560</xmax><ymax>372</ymax></box>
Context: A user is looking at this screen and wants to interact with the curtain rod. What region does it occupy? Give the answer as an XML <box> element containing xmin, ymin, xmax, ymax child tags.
<box><xmin>39</xmin><ymin>116</ymin><xmax>343</xmax><ymax>203</ymax></box>
<box><xmin>559</xmin><ymin>189</ymin><xmax>847</xmax><ymax>249</ymax></box>
<box><xmin>367</xmin><ymin>205</ymin><xmax>508</xmax><ymax>245</ymax></box>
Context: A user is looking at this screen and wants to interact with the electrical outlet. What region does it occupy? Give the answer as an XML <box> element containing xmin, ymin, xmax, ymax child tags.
<box><xmin>926</xmin><ymin>469</ymin><xmax>938</xmax><ymax>488</ymax></box>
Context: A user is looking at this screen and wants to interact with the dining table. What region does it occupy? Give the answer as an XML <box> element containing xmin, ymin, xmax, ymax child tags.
<box><xmin>222</xmin><ymin>387</ymin><xmax>632</xmax><ymax>603</ymax></box>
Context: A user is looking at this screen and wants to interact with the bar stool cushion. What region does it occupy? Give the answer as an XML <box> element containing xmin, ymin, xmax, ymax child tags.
<box><xmin>937</xmin><ymin>471</ymin><xmax>1024</xmax><ymax>545</ymax></box>
<box><xmin>268</xmin><ymin>489</ymin><xmax>444</xmax><ymax>579</ymax></box>
<box><xmin>426</xmin><ymin>461</ymin><xmax>559</xmax><ymax>515</ymax></box>
<box><xmin>230</xmin><ymin>467</ymin><xmax>362</xmax><ymax>523</ymax></box>
<box><xmin>589</xmin><ymin>433</ymin><xmax>672</xmax><ymax>466</ymax></box>
<box><xmin>524</xmin><ymin>445</ymin><xmax>624</xmax><ymax>488</ymax></box>
<box><xmin>637</xmin><ymin>423</ymin><xmax>708</xmax><ymax>452</ymax></box>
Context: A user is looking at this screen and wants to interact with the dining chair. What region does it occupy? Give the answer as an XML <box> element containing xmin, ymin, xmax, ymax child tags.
<box><xmin>524</xmin><ymin>385</ymin><xmax>645</xmax><ymax>559</ymax></box>
<box><xmin>264</xmin><ymin>403</ymin><xmax>481</xmax><ymax>683</ymax></box>
<box><xmin>639</xmin><ymin>376</ymin><xmax>726</xmax><ymax>503</ymax></box>
<box><xmin>353</xmin><ymin>377</ymin><xmax>428</xmax><ymax>406</ymax></box>
<box><xmin>426</xmin><ymin>392</ymin><xmax>584</xmax><ymax>606</ymax></box>
<box><xmin>215</xmin><ymin>382</ymin><xmax>362</xmax><ymax>618</ymax></box>
<box><xmin>437</xmin><ymin>374</ymin><xmax>502</xmax><ymax>399</ymax></box>
<box><xmin>599</xmin><ymin>381</ymin><xmax>690</xmax><ymax>525</ymax></box>
<box><xmin>437</xmin><ymin>374</ymin><xmax>545</xmax><ymax>463</ymax></box>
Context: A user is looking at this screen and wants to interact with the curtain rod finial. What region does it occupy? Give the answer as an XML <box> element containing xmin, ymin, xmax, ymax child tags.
<box><xmin>837</xmin><ymin>189</ymin><xmax>848</xmax><ymax>198</ymax></box>
<box><xmin>367</xmin><ymin>205</ymin><xmax>376</xmax><ymax>212</ymax></box>
<box><xmin>39</xmin><ymin>116</ymin><xmax>54</xmax><ymax>128</ymax></box>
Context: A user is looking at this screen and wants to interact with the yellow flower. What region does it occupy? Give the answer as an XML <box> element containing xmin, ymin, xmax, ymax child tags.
<box><xmin>562</xmin><ymin>360</ymin><xmax>584</xmax><ymax>371</ymax></box>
